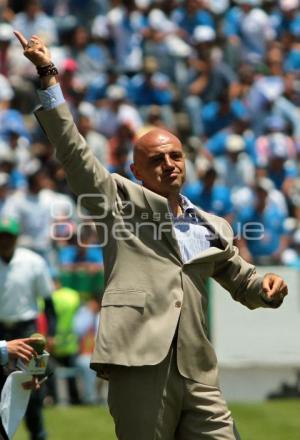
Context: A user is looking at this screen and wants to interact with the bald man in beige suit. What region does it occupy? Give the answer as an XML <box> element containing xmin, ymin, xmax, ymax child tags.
<box><xmin>15</xmin><ymin>31</ymin><xmax>288</xmax><ymax>440</ymax></box>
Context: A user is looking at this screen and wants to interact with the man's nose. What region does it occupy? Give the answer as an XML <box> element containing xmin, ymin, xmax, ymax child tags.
<box><xmin>163</xmin><ymin>155</ymin><xmax>175</xmax><ymax>169</ymax></box>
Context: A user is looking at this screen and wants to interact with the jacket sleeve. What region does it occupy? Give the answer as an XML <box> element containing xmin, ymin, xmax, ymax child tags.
<box><xmin>35</xmin><ymin>103</ymin><xmax>117</xmax><ymax>216</ymax></box>
<box><xmin>212</xmin><ymin>221</ymin><xmax>280</xmax><ymax>310</ymax></box>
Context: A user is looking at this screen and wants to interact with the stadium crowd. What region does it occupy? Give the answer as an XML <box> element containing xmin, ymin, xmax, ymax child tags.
<box><xmin>0</xmin><ymin>0</ymin><xmax>300</xmax><ymax>405</ymax></box>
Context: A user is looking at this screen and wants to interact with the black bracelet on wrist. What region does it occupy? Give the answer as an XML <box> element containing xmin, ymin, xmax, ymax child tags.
<box><xmin>36</xmin><ymin>62</ymin><xmax>58</xmax><ymax>77</ymax></box>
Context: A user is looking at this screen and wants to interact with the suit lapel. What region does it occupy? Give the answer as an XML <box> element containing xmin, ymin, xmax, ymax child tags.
<box><xmin>142</xmin><ymin>186</ymin><xmax>183</xmax><ymax>264</ymax></box>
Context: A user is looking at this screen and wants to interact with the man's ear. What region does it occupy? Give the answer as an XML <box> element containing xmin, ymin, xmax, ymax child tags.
<box><xmin>130</xmin><ymin>163</ymin><xmax>142</xmax><ymax>181</ymax></box>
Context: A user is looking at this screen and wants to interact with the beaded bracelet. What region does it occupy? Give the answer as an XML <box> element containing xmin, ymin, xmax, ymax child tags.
<box><xmin>36</xmin><ymin>62</ymin><xmax>59</xmax><ymax>77</ymax></box>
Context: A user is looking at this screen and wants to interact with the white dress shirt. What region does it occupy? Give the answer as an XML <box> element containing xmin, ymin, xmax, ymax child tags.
<box><xmin>0</xmin><ymin>248</ymin><xmax>54</xmax><ymax>323</ymax></box>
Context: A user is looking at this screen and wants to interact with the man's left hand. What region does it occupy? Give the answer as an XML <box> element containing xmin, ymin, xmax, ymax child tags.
<box><xmin>261</xmin><ymin>273</ymin><xmax>288</xmax><ymax>304</ymax></box>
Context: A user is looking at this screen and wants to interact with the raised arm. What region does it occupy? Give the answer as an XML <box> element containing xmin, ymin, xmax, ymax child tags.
<box><xmin>14</xmin><ymin>31</ymin><xmax>116</xmax><ymax>216</ymax></box>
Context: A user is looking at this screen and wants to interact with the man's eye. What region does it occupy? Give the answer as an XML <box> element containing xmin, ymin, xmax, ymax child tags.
<box><xmin>151</xmin><ymin>156</ymin><xmax>162</xmax><ymax>163</ymax></box>
<box><xmin>171</xmin><ymin>153</ymin><xmax>182</xmax><ymax>160</ymax></box>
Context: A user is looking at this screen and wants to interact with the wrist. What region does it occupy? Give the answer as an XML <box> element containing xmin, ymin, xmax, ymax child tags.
<box><xmin>36</xmin><ymin>60</ymin><xmax>52</xmax><ymax>68</ymax></box>
<box><xmin>36</xmin><ymin>62</ymin><xmax>58</xmax><ymax>77</ymax></box>
<box><xmin>40</xmin><ymin>75</ymin><xmax>58</xmax><ymax>90</ymax></box>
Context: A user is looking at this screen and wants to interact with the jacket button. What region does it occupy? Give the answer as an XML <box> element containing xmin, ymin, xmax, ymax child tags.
<box><xmin>175</xmin><ymin>301</ymin><xmax>182</xmax><ymax>308</ymax></box>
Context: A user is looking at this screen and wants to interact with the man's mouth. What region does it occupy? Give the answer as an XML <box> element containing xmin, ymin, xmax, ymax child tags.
<box><xmin>163</xmin><ymin>172</ymin><xmax>179</xmax><ymax>179</ymax></box>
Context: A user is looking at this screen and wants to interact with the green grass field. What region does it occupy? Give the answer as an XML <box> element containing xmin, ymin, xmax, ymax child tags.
<box><xmin>14</xmin><ymin>400</ymin><xmax>300</xmax><ymax>440</ymax></box>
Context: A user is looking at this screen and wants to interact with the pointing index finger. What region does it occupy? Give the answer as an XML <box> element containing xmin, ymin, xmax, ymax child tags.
<box><xmin>13</xmin><ymin>30</ymin><xmax>28</xmax><ymax>49</ymax></box>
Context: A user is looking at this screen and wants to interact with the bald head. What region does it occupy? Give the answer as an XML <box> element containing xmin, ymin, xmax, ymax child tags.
<box><xmin>133</xmin><ymin>129</ymin><xmax>183</xmax><ymax>164</ymax></box>
<box><xmin>130</xmin><ymin>128</ymin><xmax>185</xmax><ymax>198</ymax></box>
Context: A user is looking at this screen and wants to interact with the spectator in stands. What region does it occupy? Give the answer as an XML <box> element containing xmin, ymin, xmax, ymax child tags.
<box><xmin>277</xmin><ymin>0</ymin><xmax>300</xmax><ymax>40</ymax></box>
<box><xmin>68</xmin><ymin>0</ymin><xmax>110</xmax><ymax>26</ymax></box>
<box><xmin>215</xmin><ymin>134</ymin><xmax>255</xmax><ymax>193</ymax></box>
<box><xmin>0</xmin><ymin>143</ymin><xmax>26</xmax><ymax>190</ymax></box>
<box><xmin>0</xmin><ymin>74</ymin><xmax>29</xmax><ymax>142</ymax></box>
<box><xmin>246</xmin><ymin>74</ymin><xmax>284</xmax><ymax>135</ymax></box>
<box><xmin>273</xmin><ymin>72</ymin><xmax>300</xmax><ymax>138</ymax></box>
<box><xmin>235</xmin><ymin>177</ymin><xmax>289</xmax><ymax>265</ymax></box>
<box><xmin>85</xmin><ymin>65</ymin><xmax>129</xmax><ymax>104</ymax></box>
<box><xmin>284</xmin><ymin>176</ymin><xmax>300</xmax><ymax>219</ymax></box>
<box><xmin>255</xmin><ymin>116</ymin><xmax>297</xmax><ymax>168</ymax></box>
<box><xmin>224</xmin><ymin>0</ymin><xmax>275</xmax><ymax>65</ymax></box>
<box><xmin>201</xmin><ymin>88</ymin><xmax>248</xmax><ymax>137</ymax></box>
<box><xmin>204</xmin><ymin>104</ymin><xmax>257</xmax><ymax>162</ymax></box>
<box><xmin>93</xmin><ymin>84</ymin><xmax>142</xmax><ymax>138</ymax></box>
<box><xmin>76</xmin><ymin>102</ymin><xmax>109</xmax><ymax>169</ymax></box>
<box><xmin>12</xmin><ymin>0</ymin><xmax>58</xmax><ymax>46</ymax></box>
<box><xmin>64</xmin><ymin>25</ymin><xmax>110</xmax><ymax>87</ymax></box>
<box><xmin>129</xmin><ymin>56</ymin><xmax>175</xmax><ymax>129</ymax></box>
<box><xmin>2</xmin><ymin>165</ymin><xmax>54</xmax><ymax>264</ymax></box>
<box><xmin>144</xmin><ymin>6</ymin><xmax>191</xmax><ymax>79</ymax></box>
<box><xmin>185</xmin><ymin>25</ymin><xmax>237</xmax><ymax>136</ymax></box>
<box><xmin>3</xmin><ymin>125</ymin><xmax>31</xmax><ymax>177</ymax></box>
<box><xmin>137</xmin><ymin>105</ymin><xmax>170</xmax><ymax>138</ymax></box>
<box><xmin>183</xmin><ymin>158</ymin><xmax>233</xmax><ymax>221</ymax></box>
<box><xmin>172</xmin><ymin>0</ymin><xmax>215</xmax><ymax>40</ymax></box>
<box><xmin>281</xmin><ymin>227</ymin><xmax>300</xmax><ymax>268</ymax></box>
<box><xmin>106</xmin><ymin>0</ymin><xmax>147</xmax><ymax>73</ymax></box>
<box><xmin>108</xmin><ymin>122</ymin><xmax>136</xmax><ymax>179</ymax></box>
<box><xmin>262</xmin><ymin>133</ymin><xmax>298</xmax><ymax>192</ymax></box>
<box><xmin>0</xmin><ymin>22</ymin><xmax>14</xmax><ymax>77</ymax></box>
<box><xmin>58</xmin><ymin>58</ymin><xmax>85</xmax><ymax>112</ymax></box>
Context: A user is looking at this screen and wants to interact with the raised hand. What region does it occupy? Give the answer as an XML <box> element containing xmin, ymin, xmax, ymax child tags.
<box><xmin>14</xmin><ymin>30</ymin><xmax>52</xmax><ymax>67</ymax></box>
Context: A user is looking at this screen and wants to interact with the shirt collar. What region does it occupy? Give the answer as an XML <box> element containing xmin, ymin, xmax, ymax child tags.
<box><xmin>169</xmin><ymin>195</ymin><xmax>198</xmax><ymax>220</ymax></box>
<box><xmin>180</xmin><ymin>195</ymin><xmax>197</xmax><ymax>215</ymax></box>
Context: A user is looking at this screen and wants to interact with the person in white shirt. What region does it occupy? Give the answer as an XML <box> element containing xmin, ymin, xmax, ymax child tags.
<box><xmin>0</xmin><ymin>217</ymin><xmax>56</xmax><ymax>440</ymax></box>
<box><xmin>2</xmin><ymin>166</ymin><xmax>53</xmax><ymax>263</ymax></box>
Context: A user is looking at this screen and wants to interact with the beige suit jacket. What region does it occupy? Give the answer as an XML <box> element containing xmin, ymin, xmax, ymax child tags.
<box><xmin>36</xmin><ymin>103</ymin><xmax>275</xmax><ymax>386</ymax></box>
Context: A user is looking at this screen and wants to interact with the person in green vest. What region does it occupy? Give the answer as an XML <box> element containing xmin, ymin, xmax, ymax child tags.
<box><xmin>49</xmin><ymin>280</ymin><xmax>81</xmax><ymax>405</ymax></box>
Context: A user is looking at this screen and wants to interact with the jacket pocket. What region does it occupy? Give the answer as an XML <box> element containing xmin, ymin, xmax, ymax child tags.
<box><xmin>101</xmin><ymin>290</ymin><xmax>146</xmax><ymax>308</ymax></box>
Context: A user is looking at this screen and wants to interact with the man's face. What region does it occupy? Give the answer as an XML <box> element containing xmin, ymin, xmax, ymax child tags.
<box><xmin>131</xmin><ymin>130</ymin><xmax>186</xmax><ymax>198</ymax></box>
<box><xmin>0</xmin><ymin>233</ymin><xmax>17</xmax><ymax>260</ymax></box>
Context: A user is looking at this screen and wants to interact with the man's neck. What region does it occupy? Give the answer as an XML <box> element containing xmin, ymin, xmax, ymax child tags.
<box><xmin>168</xmin><ymin>193</ymin><xmax>183</xmax><ymax>217</ymax></box>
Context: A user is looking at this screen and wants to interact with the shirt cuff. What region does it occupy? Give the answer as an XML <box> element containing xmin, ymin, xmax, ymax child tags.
<box><xmin>0</xmin><ymin>340</ymin><xmax>9</xmax><ymax>366</ymax></box>
<box><xmin>37</xmin><ymin>83</ymin><xmax>65</xmax><ymax>110</ymax></box>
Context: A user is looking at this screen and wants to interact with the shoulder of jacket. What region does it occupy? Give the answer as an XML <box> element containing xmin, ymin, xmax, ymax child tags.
<box><xmin>111</xmin><ymin>173</ymin><xmax>142</xmax><ymax>194</ymax></box>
